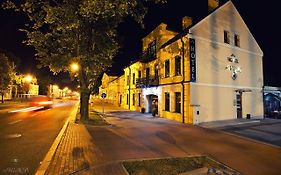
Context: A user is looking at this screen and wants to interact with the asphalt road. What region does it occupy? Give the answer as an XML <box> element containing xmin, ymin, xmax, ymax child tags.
<box><xmin>0</xmin><ymin>101</ymin><xmax>77</xmax><ymax>175</ymax></box>
<box><xmin>221</xmin><ymin>119</ymin><xmax>281</xmax><ymax>147</ymax></box>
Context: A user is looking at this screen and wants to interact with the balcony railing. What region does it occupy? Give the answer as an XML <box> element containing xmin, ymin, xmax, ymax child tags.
<box><xmin>136</xmin><ymin>76</ymin><xmax>159</xmax><ymax>88</ymax></box>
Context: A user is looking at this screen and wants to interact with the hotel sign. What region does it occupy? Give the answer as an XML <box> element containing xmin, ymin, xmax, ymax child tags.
<box><xmin>189</xmin><ymin>38</ymin><xmax>196</xmax><ymax>82</ymax></box>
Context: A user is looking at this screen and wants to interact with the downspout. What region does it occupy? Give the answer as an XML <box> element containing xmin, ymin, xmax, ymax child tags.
<box><xmin>181</xmin><ymin>38</ymin><xmax>185</xmax><ymax>123</ymax></box>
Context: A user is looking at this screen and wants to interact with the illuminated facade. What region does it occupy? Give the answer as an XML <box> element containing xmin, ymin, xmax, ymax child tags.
<box><xmin>98</xmin><ymin>0</ymin><xmax>264</xmax><ymax>124</ymax></box>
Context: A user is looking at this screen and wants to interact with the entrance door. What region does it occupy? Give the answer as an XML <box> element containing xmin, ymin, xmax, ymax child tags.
<box><xmin>236</xmin><ymin>92</ymin><xmax>242</xmax><ymax>118</ymax></box>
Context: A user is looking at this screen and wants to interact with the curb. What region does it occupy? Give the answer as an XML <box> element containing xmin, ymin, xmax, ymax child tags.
<box><xmin>35</xmin><ymin>102</ymin><xmax>79</xmax><ymax>175</ymax></box>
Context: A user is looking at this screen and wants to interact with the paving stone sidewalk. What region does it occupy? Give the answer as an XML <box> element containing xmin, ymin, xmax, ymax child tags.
<box><xmin>45</xmin><ymin>121</ymin><xmax>126</xmax><ymax>175</ymax></box>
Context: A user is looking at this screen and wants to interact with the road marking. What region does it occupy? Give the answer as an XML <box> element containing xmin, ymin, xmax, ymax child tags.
<box><xmin>9</xmin><ymin>120</ymin><xmax>22</xmax><ymax>125</ymax></box>
<box><xmin>5</xmin><ymin>134</ymin><xmax>22</xmax><ymax>138</ymax></box>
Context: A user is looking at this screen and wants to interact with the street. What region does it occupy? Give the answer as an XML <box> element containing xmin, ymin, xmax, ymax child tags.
<box><xmin>0</xmin><ymin>101</ymin><xmax>76</xmax><ymax>175</ymax></box>
<box><xmin>85</xmin><ymin>102</ymin><xmax>281</xmax><ymax>175</ymax></box>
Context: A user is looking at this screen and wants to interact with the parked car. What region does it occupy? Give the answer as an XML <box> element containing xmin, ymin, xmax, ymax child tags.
<box><xmin>28</xmin><ymin>95</ymin><xmax>53</xmax><ymax>109</ymax></box>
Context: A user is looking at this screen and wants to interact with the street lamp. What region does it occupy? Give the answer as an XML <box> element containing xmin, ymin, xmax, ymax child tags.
<box><xmin>24</xmin><ymin>75</ymin><xmax>33</xmax><ymax>83</ymax></box>
<box><xmin>70</xmin><ymin>63</ymin><xmax>79</xmax><ymax>72</ymax></box>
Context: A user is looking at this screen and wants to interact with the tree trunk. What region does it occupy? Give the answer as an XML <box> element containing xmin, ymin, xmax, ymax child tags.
<box><xmin>80</xmin><ymin>91</ymin><xmax>90</xmax><ymax>121</ymax></box>
<box><xmin>1</xmin><ymin>93</ymin><xmax>4</xmax><ymax>103</ymax></box>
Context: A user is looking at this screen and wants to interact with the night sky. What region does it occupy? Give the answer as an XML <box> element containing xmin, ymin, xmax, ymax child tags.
<box><xmin>0</xmin><ymin>0</ymin><xmax>280</xmax><ymax>89</ymax></box>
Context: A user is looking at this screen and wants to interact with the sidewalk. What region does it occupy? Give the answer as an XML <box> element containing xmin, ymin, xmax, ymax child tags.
<box><xmin>44</xmin><ymin>102</ymin><xmax>281</xmax><ymax>175</ymax></box>
<box><xmin>44</xmin><ymin>105</ymin><xmax>127</xmax><ymax>175</ymax></box>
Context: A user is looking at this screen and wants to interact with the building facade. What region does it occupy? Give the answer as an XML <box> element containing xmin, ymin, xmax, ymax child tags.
<box><xmin>96</xmin><ymin>0</ymin><xmax>264</xmax><ymax>124</ymax></box>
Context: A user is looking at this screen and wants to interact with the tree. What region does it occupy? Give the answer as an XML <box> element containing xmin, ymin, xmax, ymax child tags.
<box><xmin>2</xmin><ymin>0</ymin><xmax>165</xmax><ymax>120</ymax></box>
<box><xmin>0</xmin><ymin>53</ymin><xmax>15</xmax><ymax>103</ymax></box>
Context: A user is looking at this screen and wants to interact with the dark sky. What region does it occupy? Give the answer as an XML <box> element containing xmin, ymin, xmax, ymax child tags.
<box><xmin>0</xmin><ymin>0</ymin><xmax>280</xmax><ymax>88</ymax></box>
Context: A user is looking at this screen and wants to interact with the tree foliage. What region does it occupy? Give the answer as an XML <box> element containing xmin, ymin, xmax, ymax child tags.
<box><xmin>2</xmin><ymin>0</ymin><xmax>165</xmax><ymax>119</ymax></box>
<box><xmin>0</xmin><ymin>53</ymin><xmax>15</xmax><ymax>103</ymax></box>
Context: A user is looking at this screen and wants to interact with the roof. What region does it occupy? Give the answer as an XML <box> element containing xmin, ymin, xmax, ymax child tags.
<box><xmin>160</xmin><ymin>0</ymin><xmax>230</xmax><ymax>49</ymax></box>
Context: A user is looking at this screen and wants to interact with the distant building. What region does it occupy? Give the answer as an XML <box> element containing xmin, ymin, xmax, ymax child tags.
<box><xmin>97</xmin><ymin>0</ymin><xmax>264</xmax><ymax>124</ymax></box>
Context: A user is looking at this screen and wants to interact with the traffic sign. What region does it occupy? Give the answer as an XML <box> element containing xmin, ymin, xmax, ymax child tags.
<box><xmin>101</xmin><ymin>93</ymin><xmax>106</xmax><ymax>99</ymax></box>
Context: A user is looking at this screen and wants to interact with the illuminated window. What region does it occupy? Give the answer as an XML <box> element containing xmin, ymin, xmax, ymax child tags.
<box><xmin>165</xmin><ymin>92</ymin><xmax>170</xmax><ymax>111</ymax></box>
<box><xmin>234</xmin><ymin>34</ymin><xmax>240</xmax><ymax>47</ymax></box>
<box><xmin>175</xmin><ymin>92</ymin><xmax>181</xmax><ymax>113</ymax></box>
<box><xmin>132</xmin><ymin>73</ymin><xmax>135</xmax><ymax>84</ymax></box>
<box><xmin>165</xmin><ymin>60</ymin><xmax>170</xmax><ymax>78</ymax></box>
<box><xmin>154</xmin><ymin>64</ymin><xmax>159</xmax><ymax>78</ymax></box>
<box><xmin>138</xmin><ymin>93</ymin><xmax>141</xmax><ymax>106</ymax></box>
<box><xmin>133</xmin><ymin>94</ymin><xmax>135</xmax><ymax>106</ymax></box>
<box><xmin>175</xmin><ymin>56</ymin><xmax>181</xmax><ymax>76</ymax></box>
<box><xmin>224</xmin><ymin>30</ymin><xmax>230</xmax><ymax>44</ymax></box>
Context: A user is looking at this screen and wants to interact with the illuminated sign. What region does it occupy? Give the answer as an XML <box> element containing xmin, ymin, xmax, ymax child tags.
<box><xmin>225</xmin><ymin>54</ymin><xmax>242</xmax><ymax>80</ymax></box>
<box><xmin>189</xmin><ymin>38</ymin><xmax>196</xmax><ymax>82</ymax></box>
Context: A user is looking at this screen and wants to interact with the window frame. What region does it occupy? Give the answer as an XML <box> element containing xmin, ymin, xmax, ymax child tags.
<box><xmin>175</xmin><ymin>56</ymin><xmax>181</xmax><ymax>76</ymax></box>
<box><xmin>224</xmin><ymin>30</ymin><xmax>230</xmax><ymax>44</ymax></box>
<box><xmin>175</xmin><ymin>92</ymin><xmax>181</xmax><ymax>113</ymax></box>
<box><xmin>165</xmin><ymin>92</ymin><xmax>170</xmax><ymax>111</ymax></box>
<box><xmin>165</xmin><ymin>60</ymin><xmax>170</xmax><ymax>78</ymax></box>
<box><xmin>234</xmin><ymin>34</ymin><xmax>240</xmax><ymax>47</ymax></box>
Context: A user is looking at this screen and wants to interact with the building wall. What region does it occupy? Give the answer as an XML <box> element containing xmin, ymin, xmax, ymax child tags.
<box><xmin>96</xmin><ymin>1</ymin><xmax>264</xmax><ymax>124</ymax></box>
<box><xmin>189</xmin><ymin>1</ymin><xmax>264</xmax><ymax>123</ymax></box>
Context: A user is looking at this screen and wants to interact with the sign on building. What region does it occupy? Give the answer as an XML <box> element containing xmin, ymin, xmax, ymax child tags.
<box><xmin>189</xmin><ymin>38</ymin><xmax>196</xmax><ymax>82</ymax></box>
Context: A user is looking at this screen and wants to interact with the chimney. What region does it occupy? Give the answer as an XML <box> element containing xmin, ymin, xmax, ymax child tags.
<box><xmin>208</xmin><ymin>0</ymin><xmax>219</xmax><ymax>12</ymax></box>
<box><xmin>182</xmin><ymin>16</ymin><xmax>193</xmax><ymax>30</ymax></box>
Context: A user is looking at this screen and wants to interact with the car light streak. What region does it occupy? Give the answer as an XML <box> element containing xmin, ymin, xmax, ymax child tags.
<box><xmin>8</xmin><ymin>106</ymin><xmax>44</xmax><ymax>113</ymax></box>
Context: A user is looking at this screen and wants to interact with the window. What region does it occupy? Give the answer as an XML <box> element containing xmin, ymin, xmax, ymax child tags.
<box><xmin>138</xmin><ymin>93</ymin><xmax>141</xmax><ymax>106</ymax></box>
<box><xmin>132</xmin><ymin>94</ymin><xmax>135</xmax><ymax>106</ymax></box>
<box><xmin>234</xmin><ymin>34</ymin><xmax>240</xmax><ymax>47</ymax></box>
<box><xmin>132</xmin><ymin>73</ymin><xmax>135</xmax><ymax>84</ymax></box>
<box><xmin>146</xmin><ymin>68</ymin><xmax>150</xmax><ymax>79</ymax></box>
<box><xmin>120</xmin><ymin>95</ymin><xmax>122</xmax><ymax>104</ymax></box>
<box><xmin>138</xmin><ymin>71</ymin><xmax>141</xmax><ymax>79</ymax></box>
<box><xmin>165</xmin><ymin>60</ymin><xmax>170</xmax><ymax>78</ymax></box>
<box><xmin>224</xmin><ymin>30</ymin><xmax>230</xmax><ymax>44</ymax></box>
<box><xmin>127</xmin><ymin>75</ymin><xmax>130</xmax><ymax>86</ymax></box>
<box><xmin>154</xmin><ymin>64</ymin><xmax>159</xmax><ymax>78</ymax></box>
<box><xmin>126</xmin><ymin>94</ymin><xmax>129</xmax><ymax>104</ymax></box>
<box><xmin>148</xmin><ymin>40</ymin><xmax>156</xmax><ymax>58</ymax></box>
<box><xmin>175</xmin><ymin>92</ymin><xmax>181</xmax><ymax>113</ymax></box>
<box><xmin>175</xmin><ymin>56</ymin><xmax>181</xmax><ymax>76</ymax></box>
<box><xmin>165</xmin><ymin>92</ymin><xmax>170</xmax><ymax>111</ymax></box>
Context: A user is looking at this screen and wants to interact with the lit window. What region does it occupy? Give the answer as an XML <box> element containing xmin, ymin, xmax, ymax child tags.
<box><xmin>154</xmin><ymin>64</ymin><xmax>159</xmax><ymax>78</ymax></box>
<box><xmin>165</xmin><ymin>92</ymin><xmax>170</xmax><ymax>111</ymax></box>
<box><xmin>234</xmin><ymin>34</ymin><xmax>240</xmax><ymax>47</ymax></box>
<box><xmin>165</xmin><ymin>60</ymin><xmax>170</xmax><ymax>78</ymax></box>
<box><xmin>224</xmin><ymin>30</ymin><xmax>230</xmax><ymax>44</ymax></box>
<box><xmin>175</xmin><ymin>56</ymin><xmax>181</xmax><ymax>76</ymax></box>
<box><xmin>175</xmin><ymin>92</ymin><xmax>181</xmax><ymax>113</ymax></box>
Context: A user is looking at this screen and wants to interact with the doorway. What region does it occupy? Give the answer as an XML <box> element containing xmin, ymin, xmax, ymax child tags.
<box><xmin>236</xmin><ymin>92</ymin><xmax>242</xmax><ymax>118</ymax></box>
<box><xmin>146</xmin><ymin>95</ymin><xmax>158</xmax><ymax>114</ymax></box>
